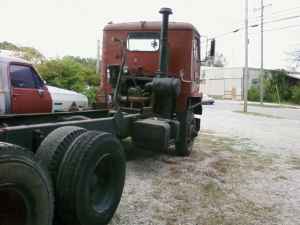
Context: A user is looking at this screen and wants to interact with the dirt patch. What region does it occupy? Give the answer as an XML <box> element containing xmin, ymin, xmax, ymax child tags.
<box><xmin>110</xmin><ymin>130</ymin><xmax>300</xmax><ymax>225</ymax></box>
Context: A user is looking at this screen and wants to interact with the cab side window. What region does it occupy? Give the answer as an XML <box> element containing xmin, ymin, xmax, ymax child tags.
<box><xmin>10</xmin><ymin>65</ymin><xmax>43</xmax><ymax>89</ymax></box>
<box><xmin>193</xmin><ymin>37</ymin><xmax>200</xmax><ymax>61</ymax></box>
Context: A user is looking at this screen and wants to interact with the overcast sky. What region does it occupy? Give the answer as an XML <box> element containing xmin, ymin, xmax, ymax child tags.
<box><xmin>1</xmin><ymin>0</ymin><xmax>300</xmax><ymax>70</ymax></box>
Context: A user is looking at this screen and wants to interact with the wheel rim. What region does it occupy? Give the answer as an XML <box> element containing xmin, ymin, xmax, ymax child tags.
<box><xmin>0</xmin><ymin>186</ymin><xmax>30</xmax><ymax>225</ymax></box>
<box><xmin>89</xmin><ymin>154</ymin><xmax>115</xmax><ymax>213</ymax></box>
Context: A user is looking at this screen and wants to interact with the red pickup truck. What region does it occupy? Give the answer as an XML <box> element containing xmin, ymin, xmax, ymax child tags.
<box><xmin>0</xmin><ymin>56</ymin><xmax>88</xmax><ymax>114</ymax></box>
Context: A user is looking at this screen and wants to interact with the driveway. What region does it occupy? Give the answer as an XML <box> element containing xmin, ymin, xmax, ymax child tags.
<box><xmin>202</xmin><ymin>100</ymin><xmax>300</xmax><ymax>157</ymax></box>
<box><xmin>110</xmin><ymin>100</ymin><xmax>300</xmax><ymax>225</ymax></box>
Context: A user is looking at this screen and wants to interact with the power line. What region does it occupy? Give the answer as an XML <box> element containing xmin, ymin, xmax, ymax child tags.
<box><xmin>243</xmin><ymin>6</ymin><xmax>300</xmax><ymax>25</ymax></box>
<box><xmin>269</xmin><ymin>6</ymin><xmax>300</xmax><ymax>16</ymax></box>
<box><xmin>263</xmin><ymin>14</ymin><xmax>300</xmax><ymax>25</ymax></box>
<box><xmin>249</xmin><ymin>11</ymin><xmax>300</xmax><ymax>25</ymax></box>
<box><xmin>248</xmin><ymin>24</ymin><xmax>300</xmax><ymax>36</ymax></box>
<box><xmin>265</xmin><ymin>24</ymin><xmax>300</xmax><ymax>32</ymax></box>
<box><xmin>253</xmin><ymin>5</ymin><xmax>300</xmax><ymax>18</ymax></box>
<box><xmin>209</xmin><ymin>14</ymin><xmax>300</xmax><ymax>40</ymax></box>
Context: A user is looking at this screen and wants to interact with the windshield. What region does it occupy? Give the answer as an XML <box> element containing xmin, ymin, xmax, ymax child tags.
<box><xmin>127</xmin><ymin>32</ymin><xmax>160</xmax><ymax>52</ymax></box>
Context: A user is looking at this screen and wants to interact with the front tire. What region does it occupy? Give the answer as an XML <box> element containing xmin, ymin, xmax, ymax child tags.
<box><xmin>175</xmin><ymin>110</ymin><xmax>198</xmax><ymax>156</ymax></box>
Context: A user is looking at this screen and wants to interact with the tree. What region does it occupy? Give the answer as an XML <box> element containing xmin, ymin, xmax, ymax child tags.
<box><xmin>261</xmin><ymin>70</ymin><xmax>291</xmax><ymax>103</ymax></box>
<box><xmin>203</xmin><ymin>52</ymin><xmax>227</xmax><ymax>67</ymax></box>
<box><xmin>213</xmin><ymin>53</ymin><xmax>227</xmax><ymax>67</ymax></box>
<box><xmin>0</xmin><ymin>41</ymin><xmax>19</xmax><ymax>51</ymax></box>
<box><xmin>291</xmin><ymin>86</ymin><xmax>300</xmax><ymax>104</ymax></box>
<box><xmin>36</xmin><ymin>57</ymin><xmax>100</xmax><ymax>104</ymax></box>
<box><xmin>0</xmin><ymin>41</ymin><xmax>45</xmax><ymax>64</ymax></box>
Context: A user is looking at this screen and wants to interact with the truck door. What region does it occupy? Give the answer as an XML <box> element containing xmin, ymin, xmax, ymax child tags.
<box><xmin>10</xmin><ymin>64</ymin><xmax>52</xmax><ymax>114</ymax></box>
<box><xmin>192</xmin><ymin>36</ymin><xmax>201</xmax><ymax>94</ymax></box>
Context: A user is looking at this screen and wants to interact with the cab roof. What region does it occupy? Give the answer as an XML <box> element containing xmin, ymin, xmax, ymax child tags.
<box><xmin>104</xmin><ymin>21</ymin><xmax>200</xmax><ymax>35</ymax></box>
<box><xmin>0</xmin><ymin>55</ymin><xmax>30</xmax><ymax>64</ymax></box>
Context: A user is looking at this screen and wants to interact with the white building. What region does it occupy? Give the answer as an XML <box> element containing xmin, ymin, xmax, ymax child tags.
<box><xmin>200</xmin><ymin>67</ymin><xmax>270</xmax><ymax>100</ymax></box>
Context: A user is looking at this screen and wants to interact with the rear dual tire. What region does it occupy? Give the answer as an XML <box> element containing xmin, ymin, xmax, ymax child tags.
<box><xmin>57</xmin><ymin>131</ymin><xmax>126</xmax><ymax>225</ymax></box>
<box><xmin>35</xmin><ymin>126</ymin><xmax>87</xmax><ymax>183</ymax></box>
<box><xmin>36</xmin><ymin>127</ymin><xmax>126</xmax><ymax>225</ymax></box>
<box><xmin>0</xmin><ymin>143</ymin><xmax>53</xmax><ymax>225</ymax></box>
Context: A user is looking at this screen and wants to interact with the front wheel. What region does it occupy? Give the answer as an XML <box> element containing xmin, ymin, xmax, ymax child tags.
<box><xmin>175</xmin><ymin>110</ymin><xmax>198</xmax><ymax>156</ymax></box>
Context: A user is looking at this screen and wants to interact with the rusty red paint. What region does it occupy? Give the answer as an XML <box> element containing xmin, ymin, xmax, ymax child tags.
<box><xmin>99</xmin><ymin>21</ymin><xmax>202</xmax><ymax>112</ymax></box>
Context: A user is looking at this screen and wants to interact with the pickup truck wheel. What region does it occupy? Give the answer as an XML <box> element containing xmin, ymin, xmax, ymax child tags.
<box><xmin>0</xmin><ymin>143</ymin><xmax>53</xmax><ymax>225</ymax></box>
<box><xmin>35</xmin><ymin>126</ymin><xmax>87</xmax><ymax>183</ymax></box>
<box><xmin>175</xmin><ymin>110</ymin><xmax>197</xmax><ymax>156</ymax></box>
<box><xmin>57</xmin><ymin>131</ymin><xmax>126</xmax><ymax>225</ymax></box>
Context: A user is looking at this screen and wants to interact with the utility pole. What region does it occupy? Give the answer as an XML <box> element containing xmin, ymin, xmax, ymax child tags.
<box><xmin>96</xmin><ymin>39</ymin><xmax>100</xmax><ymax>75</ymax></box>
<box><xmin>260</xmin><ymin>0</ymin><xmax>264</xmax><ymax>105</ymax></box>
<box><xmin>254</xmin><ymin>2</ymin><xmax>271</xmax><ymax>104</ymax></box>
<box><xmin>244</xmin><ymin>0</ymin><xmax>249</xmax><ymax>112</ymax></box>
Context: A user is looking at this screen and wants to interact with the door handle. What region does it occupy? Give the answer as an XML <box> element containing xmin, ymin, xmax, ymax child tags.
<box><xmin>37</xmin><ymin>89</ymin><xmax>45</xmax><ymax>96</ymax></box>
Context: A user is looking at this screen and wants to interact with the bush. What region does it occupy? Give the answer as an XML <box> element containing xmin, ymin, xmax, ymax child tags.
<box><xmin>291</xmin><ymin>86</ymin><xmax>300</xmax><ymax>104</ymax></box>
<box><xmin>263</xmin><ymin>70</ymin><xmax>292</xmax><ymax>103</ymax></box>
<box><xmin>82</xmin><ymin>86</ymin><xmax>98</xmax><ymax>105</ymax></box>
<box><xmin>248</xmin><ymin>86</ymin><xmax>260</xmax><ymax>101</ymax></box>
<box><xmin>263</xmin><ymin>79</ymin><xmax>277</xmax><ymax>103</ymax></box>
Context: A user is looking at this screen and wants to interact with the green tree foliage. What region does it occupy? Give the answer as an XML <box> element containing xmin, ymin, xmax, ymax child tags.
<box><xmin>0</xmin><ymin>41</ymin><xmax>19</xmax><ymax>51</ymax></box>
<box><xmin>19</xmin><ymin>46</ymin><xmax>45</xmax><ymax>63</ymax></box>
<box><xmin>291</xmin><ymin>86</ymin><xmax>300</xmax><ymax>104</ymax></box>
<box><xmin>248</xmin><ymin>70</ymin><xmax>300</xmax><ymax>104</ymax></box>
<box><xmin>248</xmin><ymin>86</ymin><xmax>260</xmax><ymax>101</ymax></box>
<box><xmin>36</xmin><ymin>56</ymin><xmax>99</xmax><ymax>104</ymax></box>
<box><xmin>0</xmin><ymin>41</ymin><xmax>45</xmax><ymax>63</ymax></box>
<box><xmin>264</xmin><ymin>70</ymin><xmax>291</xmax><ymax>103</ymax></box>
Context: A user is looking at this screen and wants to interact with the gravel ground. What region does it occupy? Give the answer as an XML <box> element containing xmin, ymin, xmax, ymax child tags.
<box><xmin>202</xmin><ymin>102</ymin><xmax>300</xmax><ymax>157</ymax></box>
<box><xmin>110</xmin><ymin>101</ymin><xmax>300</xmax><ymax>225</ymax></box>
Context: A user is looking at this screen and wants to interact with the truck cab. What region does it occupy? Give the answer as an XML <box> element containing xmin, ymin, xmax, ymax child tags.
<box><xmin>97</xmin><ymin>8</ymin><xmax>216</xmax><ymax>156</ymax></box>
<box><xmin>0</xmin><ymin>56</ymin><xmax>52</xmax><ymax>114</ymax></box>
<box><xmin>98</xmin><ymin>20</ymin><xmax>203</xmax><ymax>112</ymax></box>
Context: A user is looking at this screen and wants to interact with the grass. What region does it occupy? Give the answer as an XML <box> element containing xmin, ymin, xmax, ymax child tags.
<box><xmin>233</xmin><ymin>110</ymin><xmax>283</xmax><ymax>119</ymax></box>
<box><xmin>240</xmin><ymin>102</ymin><xmax>300</xmax><ymax>109</ymax></box>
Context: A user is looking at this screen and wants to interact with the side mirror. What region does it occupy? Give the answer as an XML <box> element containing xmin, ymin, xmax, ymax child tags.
<box><xmin>209</xmin><ymin>39</ymin><xmax>216</xmax><ymax>58</ymax></box>
<box><xmin>43</xmin><ymin>80</ymin><xmax>47</xmax><ymax>85</ymax></box>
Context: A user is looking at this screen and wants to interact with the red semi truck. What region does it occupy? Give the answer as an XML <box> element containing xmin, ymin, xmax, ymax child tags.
<box><xmin>0</xmin><ymin>8</ymin><xmax>215</xmax><ymax>225</ymax></box>
<box><xmin>97</xmin><ymin>8</ymin><xmax>215</xmax><ymax>156</ymax></box>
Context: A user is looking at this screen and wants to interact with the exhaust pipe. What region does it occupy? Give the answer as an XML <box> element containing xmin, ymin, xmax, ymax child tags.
<box><xmin>152</xmin><ymin>8</ymin><xmax>180</xmax><ymax>119</ymax></box>
<box><xmin>158</xmin><ymin>7</ymin><xmax>172</xmax><ymax>76</ymax></box>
